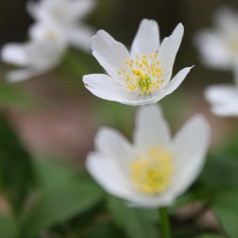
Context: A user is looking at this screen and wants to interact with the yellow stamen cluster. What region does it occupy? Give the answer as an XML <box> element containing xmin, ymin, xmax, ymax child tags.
<box><xmin>117</xmin><ymin>52</ymin><xmax>163</xmax><ymax>95</ymax></box>
<box><xmin>130</xmin><ymin>146</ymin><xmax>173</xmax><ymax>194</ymax></box>
<box><xmin>45</xmin><ymin>31</ymin><xmax>57</xmax><ymax>41</ymax></box>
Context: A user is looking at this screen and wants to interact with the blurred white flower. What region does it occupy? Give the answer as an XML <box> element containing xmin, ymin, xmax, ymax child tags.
<box><xmin>1</xmin><ymin>23</ymin><xmax>67</xmax><ymax>82</ymax></box>
<box><xmin>27</xmin><ymin>0</ymin><xmax>96</xmax><ymax>51</ymax></box>
<box><xmin>205</xmin><ymin>67</ymin><xmax>238</xmax><ymax>116</ymax></box>
<box><xmin>195</xmin><ymin>7</ymin><xmax>238</xmax><ymax>70</ymax></box>
<box><xmin>86</xmin><ymin>105</ymin><xmax>210</xmax><ymax>208</ymax></box>
<box><xmin>83</xmin><ymin>19</ymin><xmax>192</xmax><ymax>106</ymax></box>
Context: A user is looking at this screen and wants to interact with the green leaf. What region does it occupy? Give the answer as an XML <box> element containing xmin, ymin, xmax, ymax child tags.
<box><xmin>195</xmin><ymin>235</ymin><xmax>222</xmax><ymax>238</ymax></box>
<box><xmin>80</xmin><ymin>221</ymin><xmax>126</xmax><ymax>238</ymax></box>
<box><xmin>212</xmin><ymin>191</ymin><xmax>238</xmax><ymax>238</ymax></box>
<box><xmin>0</xmin><ymin>113</ymin><xmax>35</xmax><ymax>213</ymax></box>
<box><xmin>0</xmin><ymin>83</ymin><xmax>32</xmax><ymax>108</ymax></box>
<box><xmin>198</xmin><ymin>154</ymin><xmax>238</xmax><ymax>194</ymax></box>
<box><xmin>33</xmin><ymin>157</ymin><xmax>80</xmax><ymax>192</ymax></box>
<box><xmin>0</xmin><ymin>214</ymin><xmax>18</xmax><ymax>238</ymax></box>
<box><xmin>19</xmin><ymin>179</ymin><xmax>104</xmax><ymax>237</ymax></box>
<box><xmin>108</xmin><ymin>196</ymin><xmax>159</xmax><ymax>238</ymax></box>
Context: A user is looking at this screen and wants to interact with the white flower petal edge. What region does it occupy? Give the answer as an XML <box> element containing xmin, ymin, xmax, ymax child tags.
<box><xmin>68</xmin><ymin>0</ymin><xmax>96</xmax><ymax>20</ymax></box>
<box><xmin>68</xmin><ymin>24</ymin><xmax>95</xmax><ymax>51</ymax></box>
<box><xmin>83</xmin><ymin>73</ymin><xmax>160</xmax><ymax>106</ymax></box>
<box><xmin>168</xmin><ymin>115</ymin><xmax>211</xmax><ymax>197</ymax></box>
<box><xmin>83</xmin><ymin>74</ymin><xmax>130</xmax><ymax>102</ymax></box>
<box><xmin>131</xmin><ymin>19</ymin><xmax>160</xmax><ymax>56</ymax></box>
<box><xmin>194</xmin><ymin>30</ymin><xmax>231</xmax><ymax>69</ymax></box>
<box><xmin>158</xmin><ymin>23</ymin><xmax>184</xmax><ymax>83</ymax></box>
<box><xmin>95</xmin><ymin>127</ymin><xmax>134</xmax><ymax>172</ymax></box>
<box><xmin>86</xmin><ymin>152</ymin><xmax>135</xmax><ymax>199</ymax></box>
<box><xmin>205</xmin><ymin>84</ymin><xmax>238</xmax><ymax>116</ymax></box>
<box><xmin>91</xmin><ymin>30</ymin><xmax>130</xmax><ymax>81</ymax></box>
<box><xmin>1</xmin><ymin>39</ymin><xmax>65</xmax><ymax>82</ymax></box>
<box><xmin>6</xmin><ymin>69</ymin><xmax>41</xmax><ymax>82</ymax></box>
<box><xmin>133</xmin><ymin>105</ymin><xmax>171</xmax><ymax>150</ymax></box>
<box><xmin>83</xmin><ymin>67</ymin><xmax>192</xmax><ymax>106</ymax></box>
<box><xmin>86</xmin><ymin>105</ymin><xmax>210</xmax><ymax>208</ymax></box>
<box><xmin>1</xmin><ymin>43</ymin><xmax>29</xmax><ymax>66</ymax></box>
<box><xmin>155</xmin><ymin>66</ymin><xmax>193</xmax><ymax>100</ymax></box>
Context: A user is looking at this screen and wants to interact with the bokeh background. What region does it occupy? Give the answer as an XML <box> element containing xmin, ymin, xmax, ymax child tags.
<box><xmin>0</xmin><ymin>0</ymin><xmax>238</xmax><ymax>162</ymax></box>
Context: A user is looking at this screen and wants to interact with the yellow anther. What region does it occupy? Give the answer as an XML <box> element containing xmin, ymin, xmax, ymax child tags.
<box><xmin>130</xmin><ymin>146</ymin><xmax>173</xmax><ymax>194</ymax></box>
<box><xmin>120</xmin><ymin>52</ymin><xmax>163</xmax><ymax>95</ymax></box>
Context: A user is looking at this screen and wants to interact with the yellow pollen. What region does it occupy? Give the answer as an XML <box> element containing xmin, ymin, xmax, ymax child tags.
<box><xmin>45</xmin><ymin>31</ymin><xmax>57</xmax><ymax>41</ymax></box>
<box><xmin>117</xmin><ymin>52</ymin><xmax>163</xmax><ymax>95</ymax></box>
<box><xmin>130</xmin><ymin>146</ymin><xmax>173</xmax><ymax>194</ymax></box>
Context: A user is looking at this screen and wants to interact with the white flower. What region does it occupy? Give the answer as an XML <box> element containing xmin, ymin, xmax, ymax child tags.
<box><xmin>205</xmin><ymin>67</ymin><xmax>238</xmax><ymax>116</ymax></box>
<box><xmin>1</xmin><ymin>23</ymin><xmax>66</xmax><ymax>82</ymax></box>
<box><xmin>86</xmin><ymin>105</ymin><xmax>210</xmax><ymax>208</ymax></box>
<box><xmin>195</xmin><ymin>7</ymin><xmax>238</xmax><ymax>70</ymax></box>
<box><xmin>27</xmin><ymin>0</ymin><xmax>96</xmax><ymax>51</ymax></box>
<box><xmin>83</xmin><ymin>19</ymin><xmax>193</xmax><ymax>106</ymax></box>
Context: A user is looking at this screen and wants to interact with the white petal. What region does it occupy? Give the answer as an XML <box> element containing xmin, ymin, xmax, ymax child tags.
<box><xmin>169</xmin><ymin>115</ymin><xmax>210</xmax><ymax>197</ymax></box>
<box><xmin>205</xmin><ymin>84</ymin><xmax>238</xmax><ymax>116</ymax></box>
<box><xmin>213</xmin><ymin>7</ymin><xmax>237</xmax><ymax>32</ymax></box>
<box><xmin>155</xmin><ymin>67</ymin><xmax>192</xmax><ymax>100</ymax></box>
<box><xmin>69</xmin><ymin>25</ymin><xmax>95</xmax><ymax>51</ymax></box>
<box><xmin>68</xmin><ymin>0</ymin><xmax>96</xmax><ymax>19</ymax></box>
<box><xmin>95</xmin><ymin>127</ymin><xmax>134</xmax><ymax>172</ymax></box>
<box><xmin>29</xmin><ymin>22</ymin><xmax>67</xmax><ymax>49</ymax></box>
<box><xmin>5</xmin><ymin>69</ymin><xmax>41</xmax><ymax>82</ymax></box>
<box><xmin>91</xmin><ymin>30</ymin><xmax>130</xmax><ymax>81</ymax></box>
<box><xmin>194</xmin><ymin>30</ymin><xmax>231</xmax><ymax>69</ymax></box>
<box><xmin>134</xmin><ymin>105</ymin><xmax>171</xmax><ymax>150</ymax></box>
<box><xmin>83</xmin><ymin>73</ymin><xmax>129</xmax><ymax>102</ymax></box>
<box><xmin>87</xmin><ymin>152</ymin><xmax>175</xmax><ymax>207</ymax></box>
<box><xmin>23</xmin><ymin>40</ymin><xmax>63</xmax><ymax>70</ymax></box>
<box><xmin>158</xmin><ymin>23</ymin><xmax>184</xmax><ymax>83</ymax></box>
<box><xmin>84</xmin><ymin>73</ymin><xmax>182</xmax><ymax>106</ymax></box>
<box><xmin>1</xmin><ymin>43</ymin><xmax>29</xmax><ymax>66</ymax></box>
<box><xmin>127</xmin><ymin>194</ymin><xmax>175</xmax><ymax>208</ymax></box>
<box><xmin>83</xmin><ymin>73</ymin><xmax>161</xmax><ymax>105</ymax></box>
<box><xmin>86</xmin><ymin>153</ymin><xmax>134</xmax><ymax>199</ymax></box>
<box><xmin>131</xmin><ymin>19</ymin><xmax>160</xmax><ymax>56</ymax></box>
<box><xmin>27</xmin><ymin>1</ymin><xmax>39</xmax><ymax>18</ymax></box>
<box><xmin>121</xmin><ymin>96</ymin><xmax>160</xmax><ymax>106</ymax></box>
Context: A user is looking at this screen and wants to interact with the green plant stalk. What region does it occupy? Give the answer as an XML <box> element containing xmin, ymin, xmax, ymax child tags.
<box><xmin>159</xmin><ymin>207</ymin><xmax>171</xmax><ymax>238</ymax></box>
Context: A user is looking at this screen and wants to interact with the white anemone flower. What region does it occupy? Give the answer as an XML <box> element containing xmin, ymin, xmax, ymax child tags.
<box><xmin>205</xmin><ymin>67</ymin><xmax>238</xmax><ymax>116</ymax></box>
<box><xmin>27</xmin><ymin>0</ymin><xmax>96</xmax><ymax>51</ymax></box>
<box><xmin>86</xmin><ymin>105</ymin><xmax>210</xmax><ymax>208</ymax></box>
<box><xmin>1</xmin><ymin>23</ymin><xmax>67</xmax><ymax>82</ymax></box>
<box><xmin>83</xmin><ymin>19</ymin><xmax>193</xmax><ymax>106</ymax></box>
<box><xmin>195</xmin><ymin>7</ymin><xmax>238</xmax><ymax>70</ymax></box>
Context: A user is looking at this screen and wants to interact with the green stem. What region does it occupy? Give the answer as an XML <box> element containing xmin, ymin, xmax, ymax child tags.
<box><xmin>159</xmin><ymin>207</ymin><xmax>171</xmax><ymax>238</ymax></box>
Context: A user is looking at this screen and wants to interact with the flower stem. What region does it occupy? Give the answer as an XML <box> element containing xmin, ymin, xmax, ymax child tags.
<box><xmin>159</xmin><ymin>207</ymin><xmax>171</xmax><ymax>238</ymax></box>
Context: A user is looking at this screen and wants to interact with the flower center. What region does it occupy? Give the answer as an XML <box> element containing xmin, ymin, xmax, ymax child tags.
<box><xmin>117</xmin><ymin>52</ymin><xmax>163</xmax><ymax>95</ymax></box>
<box><xmin>130</xmin><ymin>146</ymin><xmax>173</xmax><ymax>194</ymax></box>
<box><xmin>45</xmin><ymin>30</ymin><xmax>57</xmax><ymax>42</ymax></box>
